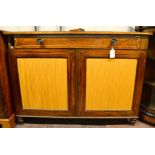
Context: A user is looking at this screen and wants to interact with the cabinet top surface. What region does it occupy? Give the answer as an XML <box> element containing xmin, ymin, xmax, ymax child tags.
<box><xmin>1</xmin><ymin>31</ymin><xmax>152</xmax><ymax>36</ymax></box>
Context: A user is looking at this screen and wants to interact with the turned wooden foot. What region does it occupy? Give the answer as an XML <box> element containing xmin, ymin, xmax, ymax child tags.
<box><xmin>0</xmin><ymin>114</ymin><xmax>15</xmax><ymax>128</ymax></box>
<box><xmin>128</xmin><ymin>118</ymin><xmax>137</xmax><ymax>126</ymax></box>
<box><xmin>16</xmin><ymin>117</ymin><xmax>24</xmax><ymax>124</ymax></box>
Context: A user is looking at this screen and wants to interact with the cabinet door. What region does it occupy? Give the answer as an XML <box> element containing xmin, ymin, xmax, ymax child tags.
<box><xmin>78</xmin><ymin>49</ymin><xmax>146</xmax><ymax>117</ymax></box>
<box><xmin>9</xmin><ymin>49</ymin><xmax>76</xmax><ymax>117</ymax></box>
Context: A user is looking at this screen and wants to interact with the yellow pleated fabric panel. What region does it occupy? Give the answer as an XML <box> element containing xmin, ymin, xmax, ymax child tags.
<box><xmin>86</xmin><ymin>58</ymin><xmax>137</xmax><ymax>110</ymax></box>
<box><xmin>17</xmin><ymin>58</ymin><xmax>68</xmax><ymax>110</ymax></box>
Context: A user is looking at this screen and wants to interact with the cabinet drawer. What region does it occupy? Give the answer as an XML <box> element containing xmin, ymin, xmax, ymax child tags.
<box><xmin>14</xmin><ymin>36</ymin><xmax>146</xmax><ymax>49</ymax></box>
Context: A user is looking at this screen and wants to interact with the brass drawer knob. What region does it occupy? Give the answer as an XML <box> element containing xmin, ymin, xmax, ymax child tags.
<box><xmin>111</xmin><ymin>38</ymin><xmax>117</xmax><ymax>46</ymax></box>
<box><xmin>37</xmin><ymin>38</ymin><xmax>44</xmax><ymax>45</ymax></box>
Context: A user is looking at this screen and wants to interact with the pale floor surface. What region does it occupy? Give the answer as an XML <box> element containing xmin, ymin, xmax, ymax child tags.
<box><xmin>15</xmin><ymin>120</ymin><xmax>154</xmax><ymax>128</ymax></box>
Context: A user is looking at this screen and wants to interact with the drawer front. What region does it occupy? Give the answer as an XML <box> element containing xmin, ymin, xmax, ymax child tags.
<box><xmin>14</xmin><ymin>36</ymin><xmax>146</xmax><ymax>49</ymax></box>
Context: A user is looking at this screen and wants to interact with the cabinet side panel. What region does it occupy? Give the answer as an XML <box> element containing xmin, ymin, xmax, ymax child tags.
<box><xmin>0</xmin><ymin>79</ymin><xmax>5</xmax><ymax>117</ymax></box>
<box><xmin>17</xmin><ymin>58</ymin><xmax>68</xmax><ymax>110</ymax></box>
<box><xmin>0</xmin><ymin>34</ymin><xmax>13</xmax><ymax>117</ymax></box>
<box><xmin>86</xmin><ymin>58</ymin><xmax>137</xmax><ymax>110</ymax></box>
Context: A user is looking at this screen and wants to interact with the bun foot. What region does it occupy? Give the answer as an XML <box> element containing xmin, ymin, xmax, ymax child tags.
<box><xmin>16</xmin><ymin>117</ymin><xmax>24</xmax><ymax>124</ymax></box>
<box><xmin>128</xmin><ymin>118</ymin><xmax>137</xmax><ymax>126</ymax></box>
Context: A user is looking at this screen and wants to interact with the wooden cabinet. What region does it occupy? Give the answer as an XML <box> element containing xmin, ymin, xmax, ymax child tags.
<box><xmin>0</xmin><ymin>32</ymin><xmax>15</xmax><ymax>128</ymax></box>
<box><xmin>0</xmin><ymin>31</ymin><xmax>151</xmax><ymax>126</ymax></box>
<box><xmin>136</xmin><ymin>27</ymin><xmax>155</xmax><ymax>124</ymax></box>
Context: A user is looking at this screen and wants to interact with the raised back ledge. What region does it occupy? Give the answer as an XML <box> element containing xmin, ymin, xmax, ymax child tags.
<box><xmin>1</xmin><ymin>31</ymin><xmax>153</xmax><ymax>36</ymax></box>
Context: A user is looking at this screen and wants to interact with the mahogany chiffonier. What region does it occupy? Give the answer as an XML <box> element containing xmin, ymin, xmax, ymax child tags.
<box><xmin>0</xmin><ymin>31</ymin><xmax>151</xmax><ymax>127</ymax></box>
<box><xmin>0</xmin><ymin>32</ymin><xmax>15</xmax><ymax>128</ymax></box>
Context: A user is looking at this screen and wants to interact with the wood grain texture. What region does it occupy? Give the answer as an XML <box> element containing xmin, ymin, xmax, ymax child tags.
<box><xmin>140</xmin><ymin>37</ymin><xmax>149</xmax><ymax>49</ymax></box>
<box><xmin>9</xmin><ymin>49</ymin><xmax>76</xmax><ymax>117</ymax></box>
<box><xmin>0</xmin><ymin>33</ymin><xmax>14</xmax><ymax>118</ymax></box>
<box><xmin>77</xmin><ymin>49</ymin><xmax>146</xmax><ymax>117</ymax></box>
<box><xmin>17</xmin><ymin>58</ymin><xmax>68</xmax><ymax>110</ymax></box>
<box><xmin>14</xmin><ymin>37</ymin><xmax>147</xmax><ymax>49</ymax></box>
<box><xmin>140</xmin><ymin>104</ymin><xmax>155</xmax><ymax>125</ymax></box>
<box><xmin>138</xmin><ymin>27</ymin><xmax>155</xmax><ymax>124</ymax></box>
<box><xmin>0</xmin><ymin>114</ymin><xmax>15</xmax><ymax>128</ymax></box>
<box><xmin>2</xmin><ymin>31</ymin><xmax>152</xmax><ymax>35</ymax></box>
<box><xmin>139</xmin><ymin>112</ymin><xmax>155</xmax><ymax>125</ymax></box>
<box><xmin>85</xmin><ymin>58</ymin><xmax>137</xmax><ymax>110</ymax></box>
<box><xmin>0</xmin><ymin>79</ymin><xmax>5</xmax><ymax>117</ymax></box>
<box><xmin>5</xmin><ymin>32</ymin><xmax>149</xmax><ymax>119</ymax></box>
